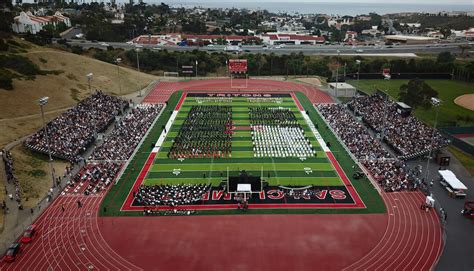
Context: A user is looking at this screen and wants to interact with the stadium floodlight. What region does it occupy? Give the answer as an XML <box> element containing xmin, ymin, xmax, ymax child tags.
<box><xmin>335</xmin><ymin>50</ymin><xmax>341</xmax><ymax>97</ymax></box>
<box><xmin>431</xmin><ymin>97</ymin><xmax>441</xmax><ymax>106</ymax></box>
<box><xmin>115</xmin><ymin>58</ymin><xmax>122</xmax><ymax>95</ymax></box>
<box><xmin>38</xmin><ymin>96</ymin><xmax>49</xmax><ymax>106</ymax></box>
<box><xmin>38</xmin><ymin>96</ymin><xmax>56</xmax><ymax>189</ymax></box>
<box><xmin>423</xmin><ymin>97</ymin><xmax>442</xmax><ymax>188</ymax></box>
<box><xmin>356</xmin><ymin>60</ymin><xmax>361</xmax><ymax>92</ymax></box>
<box><xmin>86</xmin><ymin>73</ymin><xmax>93</xmax><ymax>94</ymax></box>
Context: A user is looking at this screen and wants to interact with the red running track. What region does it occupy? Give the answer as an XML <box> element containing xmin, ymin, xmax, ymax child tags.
<box><xmin>0</xmin><ymin>190</ymin><xmax>442</xmax><ymax>271</ymax></box>
<box><xmin>143</xmin><ymin>78</ymin><xmax>334</xmax><ymax>104</ymax></box>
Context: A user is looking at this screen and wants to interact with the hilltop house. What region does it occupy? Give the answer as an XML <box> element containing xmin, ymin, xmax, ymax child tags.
<box><xmin>11</xmin><ymin>11</ymin><xmax>71</xmax><ymax>34</ymax></box>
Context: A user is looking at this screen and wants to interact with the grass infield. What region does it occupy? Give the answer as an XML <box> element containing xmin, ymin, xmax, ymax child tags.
<box><xmin>100</xmin><ymin>91</ymin><xmax>385</xmax><ymax>216</ymax></box>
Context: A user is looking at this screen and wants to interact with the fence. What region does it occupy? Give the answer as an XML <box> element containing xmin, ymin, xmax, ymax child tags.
<box><xmin>439</xmin><ymin>127</ymin><xmax>474</xmax><ymax>156</ymax></box>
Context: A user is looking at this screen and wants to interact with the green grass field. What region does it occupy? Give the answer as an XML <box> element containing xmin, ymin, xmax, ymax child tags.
<box><xmin>145</xmin><ymin>96</ymin><xmax>342</xmax><ymax>188</ymax></box>
<box><xmin>347</xmin><ymin>79</ymin><xmax>474</xmax><ymax>127</ymax></box>
<box><xmin>100</xmin><ymin>91</ymin><xmax>385</xmax><ymax>216</ymax></box>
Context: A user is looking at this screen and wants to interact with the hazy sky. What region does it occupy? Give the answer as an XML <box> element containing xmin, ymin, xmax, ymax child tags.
<box><xmin>170</xmin><ymin>0</ymin><xmax>473</xmax><ymax>5</ymax></box>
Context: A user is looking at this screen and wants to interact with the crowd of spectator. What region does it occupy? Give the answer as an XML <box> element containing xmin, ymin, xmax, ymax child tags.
<box><xmin>318</xmin><ymin>104</ymin><xmax>391</xmax><ymax>160</ymax></box>
<box><xmin>317</xmin><ymin>104</ymin><xmax>416</xmax><ymax>192</ymax></box>
<box><xmin>70</xmin><ymin>163</ymin><xmax>121</xmax><ymax>195</ymax></box>
<box><xmin>2</xmin><ymin>150</ymin><xmax>21</xmax><ymax>204</ymax></box>
<box><xmin>347</xmin><ymin>94</ymin><xmax>449</xmax><ymax>159</ymax></box>
<box><xmin>25</xmin><ymin>91</ymin><xmax>128</xmax><ymax>162</ymax></box>
<box><xmin>134</xmin><ymin>184</ymin><xmax>211</xmax><ymax>206</ymax></box>
<box><xmin>89</xmin><ymin>104</ymin><xmax>163</xmax><ymax>161</ymax></box>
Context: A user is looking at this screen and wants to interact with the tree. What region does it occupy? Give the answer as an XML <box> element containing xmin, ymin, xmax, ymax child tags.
<box><xmin>440</xmin><ymin>28</ymin><xmax>451</xmax><ymax>39</ymax></box>
<box><xmin>436</xmin><ymin>51</ymin><xmax>455</xmax><ymax>64</ymax></box>
<box><xmin>398</xmin><ymin>78</ymin><xmax>438</xmax><ymax>109</ymax></box>
<box><xmin>458</xmin><ymin>44</ymin><xmax>471</xmax><ymax>58</ymax></box>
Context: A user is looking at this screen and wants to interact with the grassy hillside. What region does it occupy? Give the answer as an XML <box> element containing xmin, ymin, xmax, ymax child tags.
<box><xmin>0</xmin><ymin>45</ymin><xmax>158</xmax><ymax>147</ymax></box>
<box><xmin>347</xmin><ymin>79</ymin><xmax>474</xmax><ymax>127</ymax></box>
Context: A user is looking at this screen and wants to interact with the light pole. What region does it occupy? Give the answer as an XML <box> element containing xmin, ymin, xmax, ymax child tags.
<box><xmin>356</xmin><ymin>59</ymin><xmax>361</xmax><ymax>91</ymax></box>
<box><xmin>38</xmin><ymin>97</ymin><xmax>56</xmax><ymax>189</ymax></box>
<box><xmin>335</xmin><ymin>50</ymin><xmax>340</xmax><ymax>97</ymax></box>
<box><xmin>86</xmin><ymin>73</ymin><xmax>93</xmax><ymax>94</ymax></box>
<box><xmin>115</xmin><ymin>58</ymin><xmax>122</xmax><ymax>95</ymax></box>
<box><xmin>423</xmin><ymin>97</ymin><xmax>441</xmax><ymax>188</ymax></box>
<box><xmin>135</xmin><ymin>48</ymin><xmax>142</xmax><ymax>97</ymax></box>
<box><xmin>195</xmin><ymin>60</ymin><xmax>198</xmax><ymax>78</ymax></box>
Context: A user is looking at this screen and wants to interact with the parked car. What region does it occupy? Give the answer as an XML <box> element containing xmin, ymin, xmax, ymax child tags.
<box><xmin>99</xmin><ymin>42</ymin><xmax>109</xmax><ymax>47</ymax></box>
<box><xmin>21</xmin><ymin>224</ymin><xmax>38</xmax><ymax>244</ymax></box>
<box><xmin>3</xmin><ymin>243</ymin><xmax>22</xmax><ymax>263</ymax></box>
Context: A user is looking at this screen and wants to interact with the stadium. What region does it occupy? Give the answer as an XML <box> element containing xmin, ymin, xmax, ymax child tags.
<box><xmin>1</xmin><ymin>56</ymin><xmax>452</xmax><ymax>269</ymax></box>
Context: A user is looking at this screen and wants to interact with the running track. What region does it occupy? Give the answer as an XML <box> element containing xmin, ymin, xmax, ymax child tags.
<box><xmin>0</xmin><ymin>79</ymin><xmax>443</xmax><ymax>270</ymax></box>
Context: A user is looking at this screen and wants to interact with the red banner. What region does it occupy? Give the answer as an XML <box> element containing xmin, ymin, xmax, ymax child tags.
<box><xmin>229</xmin><ymin>59</ymin><xmax>248</xmax><ymax>73</ymax></box>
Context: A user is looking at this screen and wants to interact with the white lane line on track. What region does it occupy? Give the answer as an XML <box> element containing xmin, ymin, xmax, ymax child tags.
<box><xmin>400</xmin><ymin>192</ymin><xmax>424</xmax><ymax>271</ymax></box>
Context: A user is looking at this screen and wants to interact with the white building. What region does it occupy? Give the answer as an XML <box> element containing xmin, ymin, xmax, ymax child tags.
<box><xmin>12</xmin><ymin>11</ymin><xmax>71</xmax><ymax>34</ymax></box>
<box><xmin>328</xmin><ymin>83</ymin><xmax>356</xmax><ymax>98</ymax></box>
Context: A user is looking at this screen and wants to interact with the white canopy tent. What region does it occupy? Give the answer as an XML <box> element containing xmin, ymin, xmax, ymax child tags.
<box><xmin>439</xmin><ymin>170</ymin><xmax>468</xmax><ymax>190</ymax></box>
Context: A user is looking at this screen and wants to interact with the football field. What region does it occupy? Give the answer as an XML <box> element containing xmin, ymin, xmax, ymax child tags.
<box><xmin>145</xmin><ymin>95</ymin><xmax>342</xmax><ymax>187</ymax></box>
<box><xmin>101</xmin><ymin>91</ymin><xmax>385</xmax><ymax>215</ymax></box>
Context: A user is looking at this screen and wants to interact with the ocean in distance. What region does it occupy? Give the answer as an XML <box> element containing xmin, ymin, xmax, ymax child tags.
<box><xmin>162</xmin><ymin>1</ymin><xmax>474</xmax><ymax>16</ymax></box>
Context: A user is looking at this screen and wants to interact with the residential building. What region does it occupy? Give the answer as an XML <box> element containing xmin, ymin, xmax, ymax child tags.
<box><xmin>11</xmin><ymin>11</ymin><xmax>71</xmax><ymax>34</ymax></box>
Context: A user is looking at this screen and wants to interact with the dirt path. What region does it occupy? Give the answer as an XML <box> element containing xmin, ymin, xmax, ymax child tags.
<box><xmin>454</xmin><ymin>94</ymin><xmax>474</xmax><ymax>111</ymax></box>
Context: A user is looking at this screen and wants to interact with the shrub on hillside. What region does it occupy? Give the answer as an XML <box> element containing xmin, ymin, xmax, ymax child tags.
<box><xmin>0</xmin><ymin>68</ymin><xmax>14</xmax><ymax>90</ymax></box>
<box><xmin>0</xmin><ymin>54</ymin><xmax>42</xmax><ymax>76</ymax></box>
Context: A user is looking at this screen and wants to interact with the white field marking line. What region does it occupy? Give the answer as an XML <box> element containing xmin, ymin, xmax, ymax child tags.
<box><xmin>119</xmin><ymin>109</ymin><xmax>178</xmax><ymax>211</ymax></box>
<box><xmin>419</xmin><ymin>192</ymin><xmax>440</xmax><ymax>271</ymax></box>
<box><xmin>85</xmin><ymin>196</ymin><xmax>123</xmax><ymax>270</ymax></box>
<box><xmin>410</xmin><ymin>192</ymin><xmax>431</xmax><ymax>270</ymax></box>
<box><xmin>95</xmin><ymin>188</ymin><xmax>144</xmax><ymax>270</ymax></box>
<box><xmin>115</xmin><ymin>104</ymin><xmax>166</xmax><ymax>185</ymax></box>
<box><xmin>32</xmin><ymin>197</ymin><xmax>67</xmax><ymax>271</ymax></box>
<box><xmin>379</xmin><ymin>192</ymin><xmax>413</xmax><ymax>270</ymax></box>
<box><xmin>64</xmin><ymin>195</ymin><xmax>91</xmax><ymax>271</ymax></box>
<box><xmin>347</xmin><ymin>193</ymin><xmax>394</xmax><ymax>271</ymax></box>
<box><xmin>77</xmin><ymin>196</ymin><xmax>110</xmax><ymax>270</ymax></box>
<box><xmin>400</xmin><ymin>192</ymin><xmax>425</xmax><ymax>271</ymax></box>
<box><xmin>6</xmin><ymin>196</ymin><xmax>57</xmax><ymax>271</ymax></box>
<box><xmin>363</xmin><ymin>193</ymin><xmax>402</xmax><ymax>270</ymax></box>
<box><xmin>430</xmin><ymin>204</ymin><xmax>444</xmax><ymax>271</ymax></box>
<box><xmin>37</xmin><ymin>196</ymin><xmax>73</xmax><ymax>271</ymax></box>
<box><xmin>152</xmin><ymin>110</ymin><xmax>178</xmax><ymax>153</ymax></box>
<box><xmin>10</xmin><ymin>194</ymin><xmax>72</xmax><ymax>271</ymax></box>
<box><xmin>86</xmin><ymin>196</ymin><xmax>130</xmax><ymax>271</ymax></box>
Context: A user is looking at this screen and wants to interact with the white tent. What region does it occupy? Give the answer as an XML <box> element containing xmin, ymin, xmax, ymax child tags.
<box><xmin>439</xmin><ymin>170</ymin><xmax>468</xmax><ymax>190</ymax></box>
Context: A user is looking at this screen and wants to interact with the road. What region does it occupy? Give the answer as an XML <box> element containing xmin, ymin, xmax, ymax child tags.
<box><xmin>67</xmin><ymin>40</ymin><xmax>468</xmax><ymax>56</ymax></box>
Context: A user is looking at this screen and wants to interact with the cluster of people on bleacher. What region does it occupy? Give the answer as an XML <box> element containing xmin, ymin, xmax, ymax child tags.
<box><xmin>25</xmin><ymin>91</ymin><xmax>128</xmax><ymax>163</ymax></box>
<box><xmin>134</xmin><ymin>184</ymin><xmax>210</xmax><ymax>206</ymax></box>
<box><xmin>317</xmin><ymin>104</ymin><xmax>416</xmax><ymax>192</ymax></box>
<box><xmin>1</xmin><ymin>150</ymin><xmax>21</xmax><ymax>204</ymax></box>
<box><xmin>348</xmin><ymin>94</ymin><xmax>449</xmax><ymax>159</ymax></box>
<box><xmin>89</xmin><ymin>104</ymin><xmax>163</xmax><ymax>161</ymax></box>
<box><xmin>70</xmin><ymin>162</ymin><xmax>121</xmax><ymax>195</ymax></box>
<box><xmin>318</xmin><ymin>104</ymin><xmax>391</xmax><ymax>160</ymax></box>
<box><xmin>168</xmin><ymin>105</ymin><xmax>232</xmax><ymax>159</ymax></box>
<box><xmin>250</xmin><ymin>107</ymin><xmax>315</xmax><ymax>158</ymax></box>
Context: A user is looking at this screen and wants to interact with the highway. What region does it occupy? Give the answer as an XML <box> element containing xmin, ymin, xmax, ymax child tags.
<box><xmin>66</xmin><ymin>40</ymin><xmax>468</xmax><ymax>56</ymax></box>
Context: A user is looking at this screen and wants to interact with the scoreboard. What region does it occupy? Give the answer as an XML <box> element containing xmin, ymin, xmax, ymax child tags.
<box><xmin>229</xmin><ymin>59</ymin><xmax>248</xmax><ymax>74</ymax></box>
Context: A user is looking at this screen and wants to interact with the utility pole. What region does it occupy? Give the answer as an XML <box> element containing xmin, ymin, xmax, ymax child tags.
<box><xmin>116</xmin><ymin>58</ymin><xmax>122</xmax><ymax>95</ymax></box>
<box><xmin>38</xmin><ymin>97</ymin><xmax>56</xmax><ymax>189</ymax></box>
<box><xmin>86</xmin><ymin>73</ymin><xmax>93</xmax><ymax>94</ymax></box>
<box><xmin>424</xmin><ymin>98</ymin><xmax>441</xmax><ymax>190</ymax></box>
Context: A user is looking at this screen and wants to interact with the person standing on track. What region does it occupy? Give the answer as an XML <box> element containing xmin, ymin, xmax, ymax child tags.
<box><xmin>77</xmin><ymin>200</ymin><xmax>82</xmax><ymax>208</ymax></box>
<box><xmin>61</xmin><ymin>204</ymin><xmax>65</xmax><ymax>212</ymax></box>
